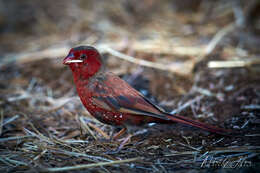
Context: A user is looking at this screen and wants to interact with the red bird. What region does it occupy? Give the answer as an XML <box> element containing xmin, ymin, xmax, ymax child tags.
<box><xmin>63</xmin><ymin>46</ymin><xmax>229</xmax><ymax>140</ymax></box>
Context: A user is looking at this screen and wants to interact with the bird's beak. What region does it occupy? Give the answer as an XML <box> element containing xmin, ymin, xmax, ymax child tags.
<box><xmin>63</xmin><ymin>54</ymin><xmax>83</xmax><ymax>65</ymax></box>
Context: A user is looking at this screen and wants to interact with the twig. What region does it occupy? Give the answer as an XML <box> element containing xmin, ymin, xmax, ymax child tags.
<box><xmin>49</xmin><ymin>149</ymin><xmax>113</xmax><ymax>162</ymax></box>
<box><xmin>204</xmin><ymin>23</ymin><xmax>236</xmax><ymax>55</ymax></box>
<box><xmin>131</xmin><ymin>42</ymin><xmax>205</xmax><ymax>56</ymax></box>
<box><xmin>99</xmin><ymin>46</ymin><xmax>193</xmax><ymax>75</ymax></box>
<box><xmin>61</xmin><ymin>139</ymin><xmax>89</xmax><ymax>144</ymax></box>
<box><xmin>165</xmin><ymin>146</ymin><xmax>260</xmax><ymax>157</ymax></box>
<box><xmin>212</xmin><ymin>138</ymin><xmax>224</xmax><ymax>145</ymax></box>
<box><xmin>195</xmin><ymin>23</ymin><xmax>236</xmax><ymax>66</ymax></box>
<box><xmin>0</xmin><ymin>135</ymin><xmax>34</xmax><ymax>143</ymax></box>
<box><xmin>4</xmin><ymin>157</ymin><xmax>28</xmax><ymax>166</ymax></box>
<box><xmin>192</xmin><ymin>87</ymin><xmax>214</xmax><ymax>97</ymax></box>
<box><xmin>176</xmin><ymin>142</ymin><xmax>201</xmax><ymax>152</ymax></box>
<box><xmin>0</xmin><ymin>46</ymin><xmax>69</xmax><ymax>67</ymax></box>
<box><xmin>101</xmin><ymin>46</ymin><xmax>167</xmax><ymax>70</ymax></box>
<box><xmin>241</xmin><ymin>120</ymin><xmax>249</xmax><ymax>129</ymax></box>
<box><xmin>0</xmin><ymin>110</ymin><xmax>3</xmax><ymax>135</ymax></box>
<box><xmin>24</xmin><ymin>128</ymin><xmax>54</xmax><ymax>145</ymax></box>
<box><xmin>208</xmin><ymin>58</ymin><xmax>260</xmax><ymax>69</ymax></box>
<box><xmin>79</xmin><ymin>117</ymin><xmax>97</xmax><ymax>140</ymax></box>
<box><xmin>170</xmin><ymin>95</ymin><xmax>204</xmax><ymax>114</ymax></box>
<box><xmin>32</xmin><ymin>149</ymin><xmax>48</xmax><ymax>161</ymax></box>
<box><xmin>242</xmin><ymin>104</ymin><xmax>260</xmax><ymax>110</ymax></box>
<box><xmin>1</xmin><ymin>43</ymin><xmax>195</xmax><ymax>75</ymax></box>
<box><xmin>7</xmin><ymin>89</ymin><xmax>79</xmax><ymax>111</ymax></box>
<box><xmin>208</xmin><ymin>60</ymin><xmax>247</xmax><ymax>68</ymax></box>
<box><xmin>245</xmin><ymin>134</ymin><xmax>260</xmax><ymax>137</ymax></box>
<box><xmin>42</xmin><ymin>157</ymin><xmax>141</xmax><ymax>172</ymax></box>
<box><xmin>2</xmin><ymin>114</ymin><xmax>20</xmax><ymax>126</ymax></box>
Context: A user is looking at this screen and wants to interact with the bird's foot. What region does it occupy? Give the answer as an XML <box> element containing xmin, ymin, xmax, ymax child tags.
<box><xmin>112</xmin><ymin>127</ymin><xmax>127</xmax><ymax>140</ymax></box>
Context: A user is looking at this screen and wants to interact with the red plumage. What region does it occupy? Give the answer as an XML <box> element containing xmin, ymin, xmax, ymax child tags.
<box><xmin>63</xmin><ymin>46</ymin><xmax>229</xmax><ymax>135</ymax></box>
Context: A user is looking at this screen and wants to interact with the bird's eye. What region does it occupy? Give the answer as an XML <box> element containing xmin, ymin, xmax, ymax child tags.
<box><xmin>80</xmin><ymin>54</ymin><xmax>87</xmax><ymax>59</ymax></box>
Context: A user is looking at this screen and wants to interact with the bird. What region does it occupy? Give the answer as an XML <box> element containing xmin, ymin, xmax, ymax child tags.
<box><xmin>63</xmin><ymin>46</ymin><xmax>230</xmax><ymax>150</ymax></box>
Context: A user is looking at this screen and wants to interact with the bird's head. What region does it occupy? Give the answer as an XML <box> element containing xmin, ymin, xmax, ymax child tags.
<box><xmin>63</xmin><ymin>46</ymin><xmax>103</xmax><ymax>80</ymax></box>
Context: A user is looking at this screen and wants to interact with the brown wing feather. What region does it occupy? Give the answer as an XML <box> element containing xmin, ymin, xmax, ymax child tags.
<box><xmin>90</xmin><ymin>72</ymin><xmax>169</xmax><ymax>120</ymax></box>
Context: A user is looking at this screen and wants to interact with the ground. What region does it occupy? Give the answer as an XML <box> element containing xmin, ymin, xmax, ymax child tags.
<box><xmin>0</xmin><ymin>0</ymin><xmax>259</xmax><ymax>172</ymax></box>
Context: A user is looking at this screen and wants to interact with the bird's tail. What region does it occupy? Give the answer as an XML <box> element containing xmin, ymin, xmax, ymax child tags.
<box><xmin>166</xmin><ymin>113</ymin><xmax>230</xmax><ymax>135</ymax></box>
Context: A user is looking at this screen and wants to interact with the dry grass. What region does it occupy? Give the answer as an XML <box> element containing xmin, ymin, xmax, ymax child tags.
<box><xmin>0</xmin><ymin>0</ymin><xmax>260</xmax><ymax>172</ymax></box>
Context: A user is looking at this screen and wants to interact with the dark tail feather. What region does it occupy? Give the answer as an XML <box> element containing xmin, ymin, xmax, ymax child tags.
<box><xmin>166</xmin><ymin>114</ymin><xmax>230</xmax><ymax>135</ymax></box>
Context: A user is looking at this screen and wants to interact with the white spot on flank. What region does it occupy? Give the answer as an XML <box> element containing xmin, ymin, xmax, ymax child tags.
<box><xmin>119</xmin><ymin>114</ymin><xmax>123</xmax><ymax>118</ymax></box>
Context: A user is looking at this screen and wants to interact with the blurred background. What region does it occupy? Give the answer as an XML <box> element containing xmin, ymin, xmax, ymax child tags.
<box><xmin>0</xmin><ymin>0</ymin><xmax>259</xmax><ymax>172</ymax></box>
<box><xmin>1</xmin><ymin>0</ymin><xmax>259</xmax><ymax>54</ymax></box>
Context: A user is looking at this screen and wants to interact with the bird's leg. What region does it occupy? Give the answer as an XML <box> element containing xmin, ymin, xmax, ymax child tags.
<box><xmin>112</xmin><ymin>127</ymin><xmax>127</xmax><ymax>140</ymax></box>
<box><xmin>106</xmin><ymin>134</ymin><xmax>132</xmax><ymax>154</ymax></box>
<box><xmin>106</xmin><ymin>129</ymin><xmax>148</xmax><ymax>154</ymax></box>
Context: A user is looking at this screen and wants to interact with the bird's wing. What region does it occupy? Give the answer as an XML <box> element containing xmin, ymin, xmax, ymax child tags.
<box><xmin>90</xmin><ymin>73</ymin><xmax>170</xmax><ymax>120</ymax></box>
<box><xmin>90</xmin><ymin>73</ymin><xmax>231</xmax><ymax>135</ymax></box>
